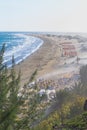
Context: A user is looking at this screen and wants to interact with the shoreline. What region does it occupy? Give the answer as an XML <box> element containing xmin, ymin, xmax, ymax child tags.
<box><xmin>14</xmin><ymin>34</ymin><xmax>61</xmax><ymax>86</ymax></box>
<box><xmin>14</xmin><ymin>34</ymin><xmax>78</xmax><ymax>86</ymax></box>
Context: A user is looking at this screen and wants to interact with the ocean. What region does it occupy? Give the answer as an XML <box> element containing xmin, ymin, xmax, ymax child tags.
<box><xmin>0</xmin><ymin>32</ymin><xmax>43</xmax><ymax>67</ymax></box>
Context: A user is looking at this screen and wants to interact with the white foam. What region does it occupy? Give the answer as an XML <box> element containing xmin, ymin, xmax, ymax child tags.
<box><xmin>4</xmin><ymin>34</ymin><xmax>43</xmax><ymax>67</ymax></box>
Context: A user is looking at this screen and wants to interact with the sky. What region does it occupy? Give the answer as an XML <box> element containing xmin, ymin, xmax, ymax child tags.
<box><xmin>0</xmin><ymin>0</ymin><xmax>87</xmax><ymax>32</ymax></box>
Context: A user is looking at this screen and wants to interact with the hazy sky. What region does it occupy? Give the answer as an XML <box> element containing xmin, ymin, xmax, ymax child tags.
<box><xmin>0</xmin><ymin>0</ymin><xmax>87</xmax><ymax>32</ymax></box>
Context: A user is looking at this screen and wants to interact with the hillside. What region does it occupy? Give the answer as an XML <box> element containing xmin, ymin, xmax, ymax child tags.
<box><xmin>31</xmin><ymin>65</ymin><xmax>87</xmax><ymax>130</ymax></box>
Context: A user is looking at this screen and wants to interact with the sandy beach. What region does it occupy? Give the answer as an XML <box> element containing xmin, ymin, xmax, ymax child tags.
<box><xmin>14</xmin><ymin>34</ymin><xmax>60</xmax><ymax>86</ymax></box>
<box><xmin>14</xmin><ymin>34</ymin><xmax>80</xmax><ymax>86</ymax></box>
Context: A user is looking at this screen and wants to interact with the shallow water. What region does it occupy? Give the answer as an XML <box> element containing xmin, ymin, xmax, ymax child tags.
<box><xmin>0</xmin><ymin>32</ymin><xmax>43</xmax><ymax>67</ymax></box>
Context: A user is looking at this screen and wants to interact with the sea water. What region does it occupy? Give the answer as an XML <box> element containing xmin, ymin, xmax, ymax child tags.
<box><xmin>0</xmin><ymin>32</ymin><xmax>43</xmax><ymax>67</ymax></box>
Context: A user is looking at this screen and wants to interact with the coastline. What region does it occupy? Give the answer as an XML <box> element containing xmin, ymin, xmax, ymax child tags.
<box><xmin>14</xmin><ymin>34</ymin><xmax>77</xmax><ymax>86</ymax></box>
<box><xmin>14</xmin><ymin>34</ymin><xmax>61</xmax><ymax>86</ymax></box>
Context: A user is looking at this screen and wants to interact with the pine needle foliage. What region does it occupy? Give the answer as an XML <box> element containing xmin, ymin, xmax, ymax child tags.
<box><xmin>0</xmin><ymin>45</ymin><xmax>44</xmax><ymax>130</ymax></box>
<box><xmin>0</xmin><ymin>45</ymin><xmax>21</xmax><ymax>130</ymax></box>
